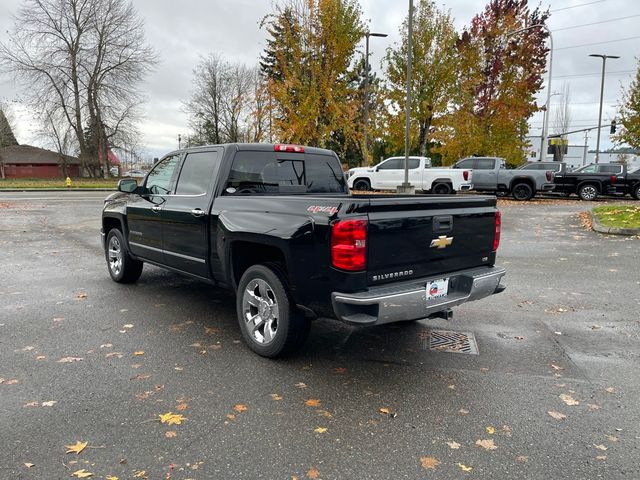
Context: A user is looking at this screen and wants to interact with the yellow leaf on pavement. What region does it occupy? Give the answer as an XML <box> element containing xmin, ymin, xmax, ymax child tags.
<box><xmin>378</xmin><ymin>407</ymin><xmax>390</xmax><ymax>415</ymax></box>
<box><xmin>446</xmin><ymin>441</ymin><xmax>461</xmax><ymax>449</ymax></box>
<box><xmin>307</xmin><ymin>467</ymin><xmax>320</xmax><ymax>479</ymax></box>
<box><xmin>457</xmin><ymin>463</ymin><xmax>473</xmax><ymax>472</ymax></box>
<box><xmin>304</xmin><ymin>399</ymin><xmax>321</xmax><ymax>407</ymax></box>
<box><xmin>65</xmin><ymin>441</ymin><xmax>88</xmax><ymax>455</ymax></box>
<box><xmin>133</xmin><ymin>471</ymin><xmax>147</xmax><ymax>478</ymax></box>
<box><xmin>486</xmin><ymin>426</ymin><xmax>496</xmax><ymax>434</ymax></box>
<box><xmin>106</xmin><ymin>476</ymin><xmax>119</xmax><ymax>480</ymax></box>
<box><xmin>314</xmin><ymin>427</ymin><xmax>327</xmax><ymax>433</ymax></box>
<box><xmin>133</xmin><ymin>351</ymin><xmax>144</xmax><ymax>356</ymax></box>
<box><xmin>159</xmin><ymin>412</ymin><xmax>186</xmax><ymax>425</ymax></box>
<box><xmin>233</xmin><ymin>404</ymin><xmax>247</xmax><ymax>413</ymax></box>
<box><xmin>24</xmin><ymin>463</ymin><xmax>35</xmax><ymax>468</ymax></box>
<box><xmin>270</xmin><ymin>394</ymin><xmax>283</xmax><ymax>401</ymax></box>
<box><xmin>420</xmin><ymin>457</ymin><xmax>440</xmax><ymax>470</ymax></box>
<box><xmin>559</xmin><ymin>394</ymin><xmax>579</xmax><ymax>406</ymax></box>
<box><xmin>71</xmin><ymin>469</ymin><xmax>93</xmax><ymax>478</ymax></box>
<box><xmin>548</xmin><ymin>411</ymin><xmax>567</xmax><ymax>420</ymax></box>
<box><xmin>476</xmin><ymin>439</ymin><xmax>497</xmax><ymax>450</ymax></box>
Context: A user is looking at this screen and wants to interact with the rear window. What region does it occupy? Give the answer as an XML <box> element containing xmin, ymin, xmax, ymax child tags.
<box><xmin>225</xmin><ymin>151</ymin><xmax>346</xmax><ymax>194</ymax></box>
<box><xmin>598</xmin><ymin>165</ymin><xmax>622</xmax><ymax>173</ymax></box>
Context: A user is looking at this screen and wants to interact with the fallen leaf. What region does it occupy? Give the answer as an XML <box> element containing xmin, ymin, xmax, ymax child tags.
<box><xmin>205</xmin><ymin>327</ymin><xmax>220</xmax><ymax>335</ymax></box>
<box><xmin>591</xmin><ymin>325</ymin><xmax>602</xmax><ymax>330</ymax></box>
<box><xmin>588</xmin><ymin>403</ymin><xmax>601</xmax><ymax>410</ymax></box>
<box><xmin>105</xmin><ymin>352</ymin><xmax>123</xmax><ymax>358</ymax></box>
<box><xmin>41</xmin><ymin>400</ymin><xmax>57</xmax><ymax>407</ymax></box>
<box><xmin>560</xmin><ymin>394</ymin><xmax>579</xmax><ymax>406</ymax></box>
<box><xmin>606</xmin><ymin>435</ymin><xmax>618</xmax><ymax>442</ymax></box>
<box><xmin>233</xmin><ymin>404</ymin><xmax>247</xmax><ymax>413</ymax></box>
<box><xmin>5</xmin><ymin>379</ymin><xmax>19</xmax><ymax>385</ymax></box>
<box><xmin>458</xmin><ymin>408</ymin><xmax>469</xmax><ymax>415</ymax></box>
<box><xmin>594</xmin><ymin>444</ymin><xmax>608</xmax><ymax>451</ymax></box>
<box><xmin>486</xmin><ymin>426</ymin><xmax>496</xmax><ymax>434</ymax></box>
<box><xmin>165</xmin><ymin>431</ymin><xmax>176</xmax><ymax>438</ymax></box>
<box><xmin>446</xmin><ymin>441</ymin><xmax>461</xmax><ymax>449</ymax></box>
<box><xmin>123</xmin><ymin>324</ymin><xmax>133</xmax><ymax>329</ymax></box>
<box><xmin>133</xmin><ymin>351</ymin><xmax>144</xmax><ymax>356</ymax></box>
<box><xmin>475</xmin><ymin>439</ymin><xmax>497</xmax><ymax>450</ymax></box>
<box><xmin>35</xmin><ymin>355</ymin><xmax>46</xmax><ymax>360</ymax></box>
<box><xmin>605</xmin><ymin>387</ymin><xmax>616</xmax><ymax>394</ymax></box>
<box><xmin>378</xmin><ymin>407</ymin><xmax>390</xmax><ymax>415</ymax></box>
<box><xmin>314</xmin><ymin>427</ymin><xmax>328</xmax><ymax>433</ymax></box>
<box><xmin>514</xmin><ymin>336</ymin><xmax>524</xmax><ymax>340</ymax></box>
<box><xmin>550</xmin><ymin>364</ymin><xmax>564</xmax><ymax>371</ymax></box>
<box><xmin>24</xmin><ymin>401</ymin><xmax>39</xmax><ymax>407</ymax></box>
<box><xmin>448</xmin><ymin>384</ymin><xmax>456</xmax><ymax>390</ymax></box>
<box><xmin>548</xmin><ymin>411</ymin><xmax>566</xmax><ymax>420</ymax></box>
<box><xmin>226</xmin><ymin>414</ymin><xmax>236</xmax><ymax>421</ymax></box>
<box><xmin>333</xmin><ymin>367</ymin><xmax>347</xmax><ymax>374</ymax></box>
<box><xmin>24</xmin><ymin>463</ymin><xmax>35</xmax><ymax>468</ymax></box>
<box><xmin>75</xmin><ymin>292</ymin><xmax>88</xmax><ymax>300</ymax></box>
<box><xmin>270</xmin><ymin>394</ymin><xmax>283</xmax><ymax>401</ymax></box>
<box><xmin>174</xmin><ymin>366</ymin><xmax>183</xmax><ymax>371</ymax></box>
<box><xmin>159</xmin><ymin>413</ymin><xmax>186</xmax><ymax>425</ymax></box>
<box><xmin>133</xmin><ymin>471</ymin><xmax>147</xmax><ymax>478</ymax></box>
<box><xmin>65</xmin><ymin>441</ymin><xmax>88</xmax><ymax>455</ymax></box>
<box><xmin>317</xmin><ymin>410</ymin><xmax>333</xmax><ymax>418</ymax></box>
<box><xmin>420</xmin><ymin>456</ymin><xmax>440</xmax><ymax>470</ymax></box>
<box><xmin>479</xmin><ymin>368</ymin><xmax>489</xmax><ymax>373</ymax></box>
<box><xmin>516</xmin><ymin>456</ymin><xmax>529</xmax><ymax>463</ymax></box>
<box><xmin>307</xmin><ymin>467</ymin><xmax>320</xmax><ymax>479</ymax></box>
<box><xmin>58</xmin><ymin>356</ymin><xmax>83</xmax><ymax>363</ymax></box>
<box><xmin>106</xmin><ymin>476</ymin><xmax>119</xmax><ymax>480</ymax></box>
<box><xmin>304</xmin><ymin>399</ymin><xmax>321</xmax><ymax>408</ymax></box>
<box><xmin>176</xmin><ymin>403</ymin><xmax>188</xmax><ymax>411</ymax></box>
<box><xmin>295</xmin><ymin>382</ymin><xmax>307</xmax><ymax>389</ymax></box>
<box><xmin>596</xmin><ymin>455</ymin><xmax>607</xmax><ymax>461</ymax></box>
<box><xmin>131</xmin><ymin>374</ymin><xmax>151</xmax><ymax>381</ymax></box>
<box><xmin>457</xmin><ymin>463</ymin><xmax>473</xmax><ymax>472</ymax></box>
<box><xmin>22</xmin><ymin>346</ymin><xmax>35</xmax><ymax>351</ymax></box>
<box><xmin>71</xmin><ymin>469</ymin><xmax>93</xmax><ymax>478</ymax></box>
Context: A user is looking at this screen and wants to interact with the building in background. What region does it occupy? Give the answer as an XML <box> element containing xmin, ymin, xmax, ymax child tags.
<box><xmin>0</xmin><ymin>144</ymin><xmax>81</xmax><ymax>178</ymax></box>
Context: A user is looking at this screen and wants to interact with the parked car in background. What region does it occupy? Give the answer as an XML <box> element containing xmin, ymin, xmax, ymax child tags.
<box><xmin>109</xmin><ymin>166</ymin><xmax>119</xmax><ymax>177</ymax></box>
<box><xmin>451</xmin><ymin>157</ymin><xmax>554</xmax><ymax>201</ymax></box>
<box><xmin>347</xmin><ymin>156</ymin><xmax>472</xmax><ymax>194</ymax></box>
<box><xmin>611</xmin><ymin>167</ymin><xmax>640</xmax><ymax>200</ymax></box>
<box><xmin>122</xmin><ymin>169</ymin><xmax>147</xmax><ymax>178</ymax></box>
<box><xmin>553</xmin><ymin>163</ymin><xmax>628</xmax><ymax>201</ymax></box>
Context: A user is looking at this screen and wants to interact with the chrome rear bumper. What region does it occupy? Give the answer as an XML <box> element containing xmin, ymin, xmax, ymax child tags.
<box><xmin>331</xmin><ymin>266</ymin><xmax>506</xmax><ymax>325</ymax></box>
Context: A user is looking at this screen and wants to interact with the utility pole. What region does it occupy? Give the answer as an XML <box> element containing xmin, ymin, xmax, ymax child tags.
<box><xmin>589</xmin><ymin>54</ymin><xmax>620</xmax><ymax>163</ymax></box>
<box><xmin>362</xmin><ymin>31</ymin><xmax>388</xmax><ymax>167</ymax></box>
<box><xmin>397</xmin><ymin>0</ymin><xmax>415</xmax><ymax>194</ymax></box>
<box><xmin>583</xmin><ymin>130</ymin><xmax>589</xmax><ymax>166</ymax></box>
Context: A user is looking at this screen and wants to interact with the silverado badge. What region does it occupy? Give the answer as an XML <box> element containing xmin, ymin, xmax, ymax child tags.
<box><xmin>430</xmin><ymin>235</ymin><xmax>453</xmax><ymax>249</ymax></box>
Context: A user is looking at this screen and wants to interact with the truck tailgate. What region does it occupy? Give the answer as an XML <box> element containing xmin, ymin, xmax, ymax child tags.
<box><xmin>363</xmin><ymin>195</ymin><xmax>497</xmax><ymax>286</ymax></box>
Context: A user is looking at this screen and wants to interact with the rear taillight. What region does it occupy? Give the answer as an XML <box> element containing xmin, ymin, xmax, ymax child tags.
<box><xmin>546</xmin><ymin>170</ymin><xmax>552</xmax><ymax>181</ymax></box>
<box><xmin>493</xmin><ymin>211</ymin><xmax>501</xmax><ymax>252</ymax></box>
<box><xmin>331</xmin><ymin>219</ymin><xmax>367</xmax><ymax>271</ymax></box>
<box><xmin>463</xmin><ymin>170</ymin><xmax>469</xmax><ymax>181</ymax></box>
<box><xmin>610</xmin><ymin>175</ymin><xmax>617</xmax><ymax>184</ymax></box>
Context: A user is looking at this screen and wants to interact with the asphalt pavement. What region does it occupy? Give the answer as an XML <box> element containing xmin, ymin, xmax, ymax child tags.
<box><xmin>1</xmin><ymin>191</ymin><xmax>639</xmax><ymax>479</ymax></box>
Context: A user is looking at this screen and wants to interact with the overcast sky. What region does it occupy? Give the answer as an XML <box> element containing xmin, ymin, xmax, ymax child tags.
<box><xmin>1</xmin><ymin>0</ymin><xmax>638</xmax><ymax>160</ymax></box>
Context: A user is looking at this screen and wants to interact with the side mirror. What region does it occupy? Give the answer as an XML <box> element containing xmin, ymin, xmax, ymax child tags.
<box><xmin>118</xmin><ymin>178</ymin><xmax>137</xmax><ymax>193</ymax></box>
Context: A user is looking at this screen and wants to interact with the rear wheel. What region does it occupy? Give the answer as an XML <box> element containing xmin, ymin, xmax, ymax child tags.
<box><xmin>353</xmin><ymin>178</ymin><xmax>371</xmax><ymax>191</ymax></box>
<box><xmin>632</xmin><ymin>184</ymin><xmax>640</xmax><ymax>200</ymax></box>
<box><xmin>105</xmin><ymin>228</ymin><xmax>143</xmax><ymax>283</ymax></box>
<box><xmin>511</xmin><ymin>183</ymin><xmax>534</xmax><ymax>201</ymax></box>
<box><xmin>432</xmin><ymin>182</ymin><xmax>452</xmax><ymax>194</ymax></box>
<box><xmin>578</xmin><ymin>184</ymin><xmax>598</xmax><ymax>201</ymax></box>
<box><xmin>236</xmin><ymin>264</ymin><xmax>310</xmax><ymax>358</ymax></box>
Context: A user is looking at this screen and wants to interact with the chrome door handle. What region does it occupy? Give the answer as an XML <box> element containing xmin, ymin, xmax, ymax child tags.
<box><xmin>191</xmin><ymin>208</ymin><xmax>205</xmax><ymax>217</ymax></box>
<box><xmin>151</xmin><ymin>205</ymin><xmax>162</xmax><ymax>212</ymax></box>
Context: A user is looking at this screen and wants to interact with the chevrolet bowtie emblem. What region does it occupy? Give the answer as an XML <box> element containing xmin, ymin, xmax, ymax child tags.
<box><xmin>430</xmin><ymin>235</ymin><xmax>454</xmax><ymax>249</ymax></box>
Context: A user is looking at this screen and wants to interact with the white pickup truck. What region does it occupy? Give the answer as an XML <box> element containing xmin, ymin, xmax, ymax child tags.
<box><xmin>347</xmin><ymin>156</ymin><xmax>473</xmax><ymax>194</ymax></box>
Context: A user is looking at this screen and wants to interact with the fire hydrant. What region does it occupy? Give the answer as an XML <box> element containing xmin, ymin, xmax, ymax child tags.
<box><xmin>65</xmin><ymin>176</ymin><xmax>72</xmax><ymax>188</ymax></box>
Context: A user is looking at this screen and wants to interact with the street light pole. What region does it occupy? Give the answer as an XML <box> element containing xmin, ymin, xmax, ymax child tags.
<box><xmin>589</xmin><ymin>54</ymin><xmax>620</xmax><ymax>163</ymax></box>
<box><xmin>363</xmin><ymin>31</ymin><xmax>388</xmax><ymax>167</ymax></box>
<box><xmin>507</xmin><ymin>24</ymin><xmax>553</xmax><ymax>161</ymax></box>
<box><xmin>397</xmin><ymin>0</ymin><xmax>415</xmax><ymax>194</ymax></box>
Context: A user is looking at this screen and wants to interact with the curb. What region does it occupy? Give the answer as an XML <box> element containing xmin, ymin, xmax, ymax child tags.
<box><xmin>590</xmin><ymin>210</ymin><xmax>640</xmax><ymax>236</ymax></box>
<box><xmin>0</xmin><ymin>188</ymin><xmax>116</xmax><ymax>192</ymax></box>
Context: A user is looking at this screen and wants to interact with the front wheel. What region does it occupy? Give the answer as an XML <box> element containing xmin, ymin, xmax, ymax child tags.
<box><xmin>353</xmin><ymin>178</ymin><xmax>371</xmax><ymax>191</ymax></box>
<box><xmin>236</xmin><ymin>264</ymin><xmax>310</xmax><ymax>358</ymax></box>
<box><xmin>511</xmin><ymin>183</ymin><xmax>534</xmax><ymax>201</ymax></box>
<box><xmin>105</xmin><ymin>229</ymin><xmax>143</xmax><ymax>283</ymax></box>
<box><xmin>578</xmin><ymin>184</ymin><xmax>598</xmax><ymax>201</ymax></box>
<box><xmin>632</xmin><ymin>184</ymin><xmax>640</xmax><ymax>200</ymax></box>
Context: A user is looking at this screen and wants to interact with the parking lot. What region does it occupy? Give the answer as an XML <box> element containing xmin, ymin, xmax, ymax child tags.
<box><xmin>1</xmin><ymin>191</ymin><xmax>639</xmax><ymax>479</ymax></box>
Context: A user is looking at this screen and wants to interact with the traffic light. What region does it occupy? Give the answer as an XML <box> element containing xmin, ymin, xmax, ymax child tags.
<box><xmin>610</xmin><ymin>120</ymin><xmax>617</xmax><ymax>134</ymax></box>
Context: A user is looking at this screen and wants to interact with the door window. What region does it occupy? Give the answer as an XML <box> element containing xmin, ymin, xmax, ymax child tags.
<box><xmin>145</xmin><ymin>155</ymin><xmax>180</xmax><ymax>195</ymax></box>
<box><xmin>454</xmin><ymin>159</ymin><xmax>474</xmax><ymax>169</ymax></box>
<box><xmin>175</xmin><ymin>151</ymin><xmax>220</xmax><ymax>195</ymax></box>
<box><xmin>378</xmin><ymin>158</ymin><xmax>403</xmax><ymax>170</ymax></box>
<box><xmin>474</xmin><ymin>158</ymin><xmax>496</xmax><ymax>169</ymax></box>
<box><xmin>579</xmin><ymin>165</ymin><xmax>597</xmax><ymax>173</ymax></box>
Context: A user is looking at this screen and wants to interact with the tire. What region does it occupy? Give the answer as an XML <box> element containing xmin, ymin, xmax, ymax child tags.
<box><xmin>511</xmin><ymin>182</ymin><xmax>534</xmax><ymax>201</ymax></box>
<box><xmin>432</xmin><ymin>182</ymin><xmax>453</xmax><ymax>194</ymax></box>
<box><xmin>353</xmin><ymin>178</ymin><xmax>371</xmax><ymax>191</ymax></box>
<box><xmin>632</xmin><ymin>184</ymin><xmax>640</xmax><ymax>200</ymax></box>
<box><xmin>236</xmin><ymin>264</ymin><xmax>310</xmax><ymax>358</ymax></box>
<box><xmin>577</xmin><ymin>184</ymin><xmax>598</xmax><ymax>201</ymax></box>
<box><xmin>105</xmin><ymin>228</ymin><xmax>143</xmax><ymax>283</ymax></box>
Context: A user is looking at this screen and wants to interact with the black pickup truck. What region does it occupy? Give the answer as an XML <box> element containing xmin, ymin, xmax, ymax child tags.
<box><xmin>553</xmin><ymin>162</ymin><xmax>627</xmax><ymax>200</ymax></box>
<box><xmin>612</xmin><ymin>167</ymin><xmax>640</xmax><ymax>199</ymax></box>
<box><xmin>102</xmin><ymin>144</ymin><xmax>505</xmax><ymax>357</ymax></box>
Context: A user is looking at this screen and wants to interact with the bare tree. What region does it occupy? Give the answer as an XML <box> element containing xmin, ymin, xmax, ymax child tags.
<box><xmin>0</xmin><ymin>100</ymin><xmax>19</xmax><ymax>178</ymax></box>
<box><xmin>0</xmin><ymin>0</ymin><xmax>156</xmax><ymax>177</ymax></box>
<box><xmin>552</xmin><ymin>83</ymin><xmax>572</xmax><ymax>161</ymax></box>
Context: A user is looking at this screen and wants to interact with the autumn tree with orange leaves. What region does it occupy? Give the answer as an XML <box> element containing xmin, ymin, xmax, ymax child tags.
<box><xmin>260</xmin><ymin>0</ymin><xmax>364</xmax><ymax>158</ymax></box>
<box><xmin>435</xmin><ymin>0</ymin><xmax>550</xmax><ymax>166</ymax></box>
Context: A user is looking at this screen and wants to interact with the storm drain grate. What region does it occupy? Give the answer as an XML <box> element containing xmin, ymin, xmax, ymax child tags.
<box><xmin>423</xmin><ymin>330</ymin><xmax>479</xmax><ymax>355</ymax></box>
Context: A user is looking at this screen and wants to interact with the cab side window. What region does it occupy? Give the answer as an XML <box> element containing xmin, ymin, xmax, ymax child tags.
<box><xmin>454</xmin><ymin>159</ymin><xmax>474</xmax><ymax>169</ymax></box>
<box><xmin>145</xmin><ymin>155</ymin><xmax>181</xmax><ymax>195</ymax></box>
<box><xmin>475</xmin><ymin>159</ymin><xmax>496</xmax><ymax>170</ymax></box>
<box><xmin>175</xmin><ymin>151</ymin><xmax>220</xmax><ymax>195</ymax></box>
<box><xmin>378</xmin><ymin>159</ymin><xmax>403</xmax><ymax>170</ymax></box>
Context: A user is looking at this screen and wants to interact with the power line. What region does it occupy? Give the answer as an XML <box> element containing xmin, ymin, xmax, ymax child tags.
<box><xmin>551</xmin><ymin>0</ymin><xmax>608</xmax><ymax>12</ymax></box>
<box><xmin>554</xmin><ymin>13</ymin><xmax>640</xmax><ymax>31</ymax></box>
<box><xmin>553</xmin><ymin>70</ymin><xmax>634</xmax><ymax>79</ymax></box>
<box><xmin>556</xmin><ymin>35</ymin><xmax>640</xmax><ymax>51</ymax></box>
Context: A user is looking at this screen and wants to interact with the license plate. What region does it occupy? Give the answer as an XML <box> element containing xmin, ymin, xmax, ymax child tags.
<box><xmin>426</xmin><ymin>278</ymin><xmax>449</xmax><ymax>300</ymax></box>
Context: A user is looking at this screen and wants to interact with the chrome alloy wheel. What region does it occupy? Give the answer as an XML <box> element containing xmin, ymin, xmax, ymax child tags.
<box><xmin>242</xmin><ymin>278</ymin><xmax>279</xmax><ymax>345</ymax></box>
<box><xmin>580</xmin><ymin>185</ymin><xmax>597</xmax><ymax>200</ymax></box>
<box><xmin>108</xmin><ymin>235</ymin><xmax>123</xmax><ymax>276</ymax></box>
